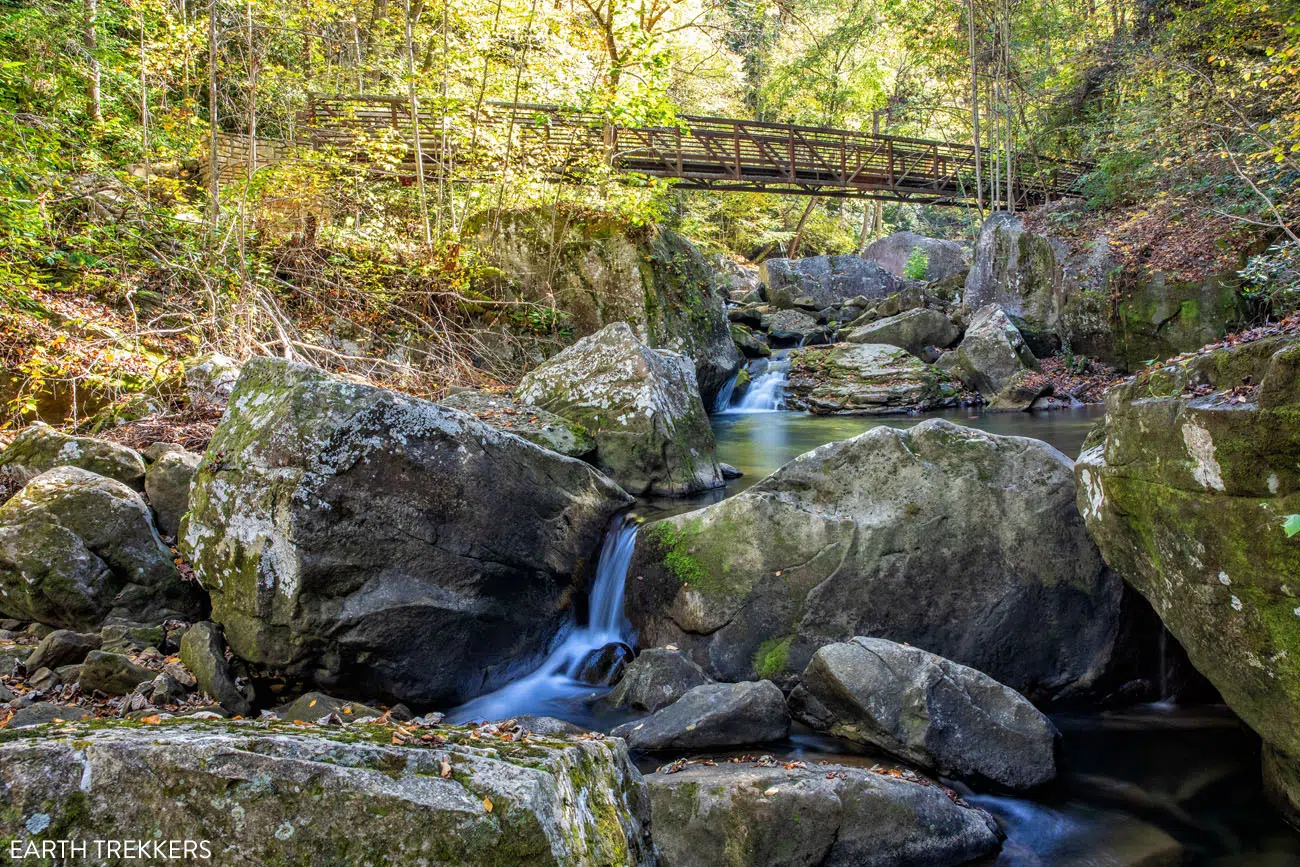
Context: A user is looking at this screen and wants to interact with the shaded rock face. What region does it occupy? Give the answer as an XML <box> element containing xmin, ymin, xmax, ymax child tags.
<box><xmin>845</xmin><ymin>308</ymin><xmax>961</xmax><ymax>358</ymax></box>
<box><xmin>646</xmin><ymin>761</ymin><xmax>1001</xmax><ymax>867</ymax></box>
<box><xmin>180</xmin><ymin>357</ymin><xmax>632</xmax><ymax>706</ymax></box>
<box><xmin>963</xmin><ymin>213</ymin><xmax>1066</xmax><ymax>355</ymax></box>
<box><xmin>786</xmin><ymin>344</ymin><xmax>960</xmax><ymax>415</ymax></box>
<box><xmin>481</xmin><ymin>210</ymin><xmax>740</xmax><ymax>407</ymax></box>
<box><xmin>625</xmin><ymin>419</ymin><xmax>1127</xmax><ymax>703</ymax></box>
<box><xmin>862</xmin><ymin>232</ymin><xmax>969</xmax><ymax>283</ymax></box>
<box><xmin>25</xmin><ymin>629</ymin><xmax>101</xmax><ymax>671</ymax></box>
<box><xmin>0</xmin><ymin>721</ymin><xmax>654</xmax><ymax>866</ymax></box>
<box><xmin>759</xmin><ymin>309</ymin><xmax>829</xmax><ymax>347</ymax></box>
<box><xmin>78</xmin><ymin>649</ymin><xmax>155</xmax><ymax>695</ymax></box>
<box><xmin>760</xmin><ymin>255</ymin><xmax>900</xmax><ymax>310</ymax></box>
<box><xmin>954</xmin><ymin>305</ymin><xmax>1037</xmax><ymax>398</ymax></box>
<box><xmin>791</xmin><ymin>638</ymin><xmax>1057</xmax><ymax>790</ymax></box>
<box><xmin>0</xmin><ymin>423</ymin><xmax>146</xmax><ymax>491</ymax></box>
<box><xmin>611</xmin><ymin>680</ymin><xmax>789</xmax><ymax>750</ymax></box>
<box><xmin>184</xmin><ymin>352</ymin><xmax>241</xmax><ymax>406</ymax></box>
<box><xmin>180</xmin><ymin>622</ymin><xmax>253</xmax><ymax>716</ymax></box>
<box><xmin>441</xmin><ymin>390</ymin><xmax>596</xmax><ymax>459</ymax></box>
<box><xmin>517</xmin><ymin>323</ymin><xmax>723</xmax><ymax>496</ymax></box>
<box><xmin>144</xmin><ymin>447</ymin><xmax>200</xmax><ymax>538</ymax></box>
<box><xmin>0</xmin><ymin>467</ymin><xmax>201</xmax><ymax>630</ymax></box>
<box><xmin>1075</xmin><ymin>335</ymin><xmax>1300</xmax><ymax>824</ymax></box>
<box><xmin>277</xmin><ymin>691</ymin><xmax>383</xmax><ymax>723</ymax></box>
<box><xmin>605</xmin><ymin>648</ymin><xmax>712</xmax><ymax>714</ymax></box>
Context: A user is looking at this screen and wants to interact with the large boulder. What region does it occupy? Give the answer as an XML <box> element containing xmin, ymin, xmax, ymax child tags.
<box><xmin>791</xmin><ymin>638</ymin><xmax>1057</xmax><ymax>790</ymax></box>
<box><xmin>77</xmin><ymin>649</ymin><xmax>156</xmax><ymax>696</ymax></box>
<box><xmin>786</xmin><ymin>344</ymin><xmax>960</xmax><ymax>415</ymax></box>
<box><xmin>24</xmin><ymin>629</ymin><xmax>101</xmax><ymax>671</ymax></box>
<box><xmin>625</xmin><ymin>419</ymin><xmax>1129</xmax><ymax>703</ymax></box>
<box><xmin>760</xmin><ymin>255</ymin><xmax>900</xmax><ymax>310</ymax></box>
<box><xmin>0</xmin><ymin>423</ymin><xmax>145</xmax><ymax>490</ymax></box>
<box><xmin>441</xmin><ymin>390</ymin><xmax>596</xmax><ymax>458</ymax></box>
<box><xmin>479</xmin><ymin>210</ymin><xmax>740</xmax><ymax>407</ymax></box>
<box><xmin>611</xmin><ymin>680</ymin><xmax>789</xmax><ymax>750</ymax></box>
<box><xmin>605</xmin><ymin>647</ymin><xmax>712</xmax><ymax>714</ymax></box>
<box><xmin>0</xmin><ymin>467</ymin><xmax>201</xmax><ymax>630</ymax></box>
<box><xmin>862</xmin><ymin>232</ymin><xmax>968</xmax><ymax>283</ymax></box>
<box><xmin>953</xmin><ymin>305</ymin><xmax>1038</xmax><ymax>398</ymax></box>
<box><xmin>179</xmin><ymin>357</ymin><xmax>632</xmax><ymax>706</ymax></box>
<box><xmin>963</xmin><ymin>213</ymin><xmax>1066</xmax><ymax>355</ymax></box>
<box><xmin>759</xmin><ymin>309</ymin><xmax>829</xmax><ymax>347</ymax></box>
<box><xmin>845</xmin><ymin>308</ymin><xmax>961</xmax><ymax>358</ymax></box>
<box><xmin>144</xmin><ymin>446</ymin><xmax>200</xmax><ymax>538</ymax></box>
<box><xmin>1076</xmin><ymin>334</ymin><xmax>1300</xmax><ymax>824</ymax></box>
<box><xmin>647</xmin><ymin>761</ymin><xmax>1000</xmax><ymax>867</ymax></box>
<box><xmin>0</xmin><ymin>719</ymin><xmax>654</xmax><ymax>866</ymax></box>
<box><xmin>516</xmin><ymin>323</ymin><xmax>723</xmax><ymax>496</ymax></box>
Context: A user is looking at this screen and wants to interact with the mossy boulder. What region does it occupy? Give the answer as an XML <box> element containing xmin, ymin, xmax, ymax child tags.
<box><xmin>0</xmin><ymin>423</ymin><xmax>145</xmax><ymax>491</ymax></box>
<box><xmin>625</xmin><ymin>419</ymin><xmax>1131</xmax><ymax>703</ymax></box>
<box><xmin>1075</xmin><ymin>334</ymin><xmax>1300</xmax><ymax>825</ymax></box>
<box><xmin>963</xmin><ymin>213</ymin><xmax>1067</xmax><ymax>356</ymax></box>
<box><xmin>179</xmin><ymin>622</ymin><xmax>253</xmax><ymax>716</ymax></box>
<box><xmin>786</xmin><ymin>343</ymin><xmax>960</xmax><ymax>415</ymax></box>
<box><xmin>845</xmin><ymin>308</ymin><xmax>961</xmax><ymax>358</ymax></box>
<box><xmin>862</xmin><ymin>231</ymin><xmax>969</xmax><ymax>283</ymax></box>
<box><xmin>183</xmin><ymin>352</ymin><xmax>241</xmax><ymax>406</ymax></box>
<box><xmin>953</xmin><ymin>304</ymin><xmax>1038</xmax><ymax>399</ymax></box>
<box><xmin>277</xmin><ymin>691</ymin><xmax>383</xmax><ymax>723</ymax></box>
<box><xmin>179</xmin><ymin>357</ymin><xmax>632</xmax><ymax>707</ymax></box>
<box><xmin>0</xmin><ymin>467</ymin><xmax>202</xmax><ymax>630</ymax></box>
<box><xmin>646</xmin><ymin>760</ymin><xmax>1000</xmax><ymax>867</ymax></box>
<box><xmin>517</xmin><ymin>323</ymin><xmax>723</xmax><ymax>496</ymax></box>
<box><xmin>0</xmin><ymin>719</ymin><xmax>654</xmax><ymax>866</ymax></box>
<box><xmin>144</xmin><ymin>446</ymin><xmax>200</xmax><ymax>538</ymax></box>
<box><xmin>77</xmin><ymin>650</ymin><xmax>155</xmax><ymax>696</ymax></box>
<box><xmin>441</xmin><ymin>390</ymin><xmax>596</xmax><ymax>458</ymax></box>
<box><xmin>759</xmin><ymin>254</ymin><xmax>900</xmax><ymax>310</ymax></box>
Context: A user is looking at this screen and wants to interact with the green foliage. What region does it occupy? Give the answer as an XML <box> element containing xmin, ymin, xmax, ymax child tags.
<box><xmin>1284</xmin><ymin>515</ymin><xmax>1300</xmax><ymax>538</ymax></box>
<box><xmin>1241</xmin><ymin>241</ymin><xmax>1300</xmax><ymax>315</ymax></box>
<box><xmin>903</xmin><ymin>245</ymin><xmax>929</xmax><ymax>280</ymax></box>
<box><xmin>752</xmin><ymin>635</ymin><xmax>792</xmax><ymax>679</ymax></box>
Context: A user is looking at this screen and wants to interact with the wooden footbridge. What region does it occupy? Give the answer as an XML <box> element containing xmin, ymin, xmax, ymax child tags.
<box><xmin>286</xmin><ymin>94</ymin><xmax>1087</xmax><ymax>208</ymax></box>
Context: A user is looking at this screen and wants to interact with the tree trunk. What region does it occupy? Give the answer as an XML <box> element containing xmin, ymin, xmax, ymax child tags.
<box><xmin>84</xmin><ymin>0</ymin><xmax>102</xmax><ymax>122</ymax></box>
<box><xmin>404</xmin><ymin>0</ymin><xmax>433</xmax><ymax>250</ymax></box>
<box><xmin>208</xmin><ymin>0</ymin><xmax>219</xmax><ymax>227</ymax></box>
<box><xmin>967</xmin><ymin>0</ymin><xmax>983</xmax><ymax>215</ymax></box>
<box><xmin>788</xmin><ymin>197</ymin><xmax>818</xmax><ymax>259</ymax></box>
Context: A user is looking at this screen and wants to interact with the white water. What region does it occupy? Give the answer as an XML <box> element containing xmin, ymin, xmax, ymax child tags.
<box><xmin>719</xmin><ymin>351</ymin><xmax>791</xmax><ymax>414</ymax></box>
<box><xmin>447</xmin><ymin>515</ymin><xmax>638</xmax><ymax>723</ymax></box>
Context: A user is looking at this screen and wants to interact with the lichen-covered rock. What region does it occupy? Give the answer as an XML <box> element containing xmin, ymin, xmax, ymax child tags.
<box><xmin>625</xmin><ymin>419</ymin><xmax>1129</xmax><ymax>703</ymax></box>
<box><xmin>277</xmin><ymin>691</ymin><xmax>383</xmax><ymax>723</ymax></box>
<box><xmin>479</xmin><ymin>210</ymin><xmax>739</xmax><ymax>407</ymax></box>
<box><xmin>954</xmin><ymin>305</ymin><xmax>1038</xmax><ymax>398</ymax></box>
<box><xmin>77</xmin><ymin>649</ymin><xmax>155</xmax><ymax>696</ymax></box>
<box><xmin>0</xmin><ymin>719</ymin><xmax>654</xmax><ymax>866</ymax></box>
<box><xmin>786</xmin><ymin>344</ymin><xmax>960</xmax><ymax>415</ymax></box>
<box><xmin>646</xmin><ymin>761</ymin><xmax>1001</xmax><ymax>867</ymax></box>
<box><xmin>963</xmin><ymin>213</ymin><xmax>1066</xmax><ymax>355</ymax></box>
<box><xmin>862</xmin><ymin>232</ymin><xmax>969</xmax><ymax>283</ymax></box>
<box><xmin>605</xmin><ymin>647</ymin><xmax>712</xmax><ymax>714</ymax></box>
<box><xmin>1075</xmin><ymin>334</ymin><xmax>1300</xmax><ymax>824</ymax></box>
<box><xmin>144</xmin><ymin>447</ymin><xmax>200</xmax><ymax>537</ymax></box>
<box><xmin>0</xmin><ymin>423</ymin><xmax>145</xmax><ymax>490</ymax></box>
<box><xmin>441</xmin><ymin>390</ymin><xmax>596</xmax><ymax>458</ymax></box>
<box><xmin>760</xmin><ymin>255</ymin><xmax>900</xmax><ymax>310</ymax></box>
<box><xmin>791</xmin><ymin>638</ymin><xmax>1057</xmax><ymax>790</ymax></box>
<box><xmin>0</xmin><ymin>467</ymin><xmax>201</xmax><ymax>630</ymax></box>
<box><xmin>729</xmin><ymin>323</ymin><xmax>771</xmax><ymax>359</ymax></box>
<box><xmin>517</xmin><ymin>323</ymin><xmax>723</xmax><ymax>496</ymax></box>
<box><xmin>611</xmin><ymin>680</ymin><xmax>788</xmax><ymax>750</ymax></box>
<box><xmin>183</xmin><ymin>352</ymin><xmax>241</xmax><ymax>405</ymax></box>
<box><xmin>179</xmin><ymin>622</ymin><xmax>253</xmax><ymax>716</ymax></box>
<box><xmin>180</xmin><ymin>358</ymin><xmax>631</xmax><ymax>706</ymax></box>
<box><xmin>845</xmin><ymin>308</ymin><xmax>961</xmax><ymax>358</ymax></box>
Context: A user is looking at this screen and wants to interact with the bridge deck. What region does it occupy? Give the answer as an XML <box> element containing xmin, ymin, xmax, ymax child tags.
<box><xmin>300</xmin><ymin>94</ymin><xmax>1087</xmax><ymax>207</ymax></box>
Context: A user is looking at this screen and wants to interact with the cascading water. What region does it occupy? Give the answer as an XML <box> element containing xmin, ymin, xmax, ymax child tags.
<box><xmin>719</xmin><ymin>350</ymin><xmax>791</xmax><ymax>414</ymax></box>
<box><xmin>446</xmin><ymin>515</ymin><xmax>639</xmax><ymax>723</ymax></box>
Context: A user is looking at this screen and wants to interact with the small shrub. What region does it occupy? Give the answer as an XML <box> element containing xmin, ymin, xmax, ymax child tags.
<box><xmin>903</xmin><ymin>246</ymin><xmax>929</xmax><ymax>280</ymax></box>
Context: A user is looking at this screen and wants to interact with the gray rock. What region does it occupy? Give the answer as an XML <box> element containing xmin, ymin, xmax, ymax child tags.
<box><xmin>4</xmin><ymin>702</ymin><xmax>90</xmax><ymax>728</ymax></box>
<box><xmin>846</xmin><ymin>308</ymin><xmax>961</xmax><ymax>357</ymax></box>
<box><xmin>277</xmin><ymin>691</ymin><xmax>383</xmax><ymax>723</ymax></box>
<box><xmin>759</xmin><ymin>309</ymin><xmax>829</xmax><ymax>347</ymax></box>
<box><xmin>606</xmin><ymin>648</ymin><xmax>712</xmax><ymax>714</ymax></box>
<box><xmin>963</xmin><ymin>214</ymin><xmax>1065</xmax><ymax>355</ymax></box>
<box><xmin>862</xmin><ymin>232</ymin><xmax>969</xmax><ymax>283</ymax></box>
<box><xmin>180</xmin><ymin>358</ymin><xmax>631</xmax><ymax>706</ymax></box>
<box><xmin>99</xmin><ymin>620</ymin><xmax>164</xmax><ymax>653</ymax></box>
<box><xmin>0</xmin><ymin>423</ymin><xmax>146</xmax><ymax>490</ymax></box>
<box><xmin>786</xmin><ymin>344</ymin><xmax>960</xmax><ymax>415</ymax></box>
<box><xmin>760</xmin><ymin>255</ymin><xmax>900</xmax><ymax>310</ymax></box>
<box><xmin>148</xmin><ymin>671</ymin><xmax>189</xmax><ymax>705</ymax></box>
<box><xmin>54</xmin><ymin>664</ymin><xmax>82</xmax><ymax>684</ymax></box>
<box><xmin>179</xmin><ymin>622</ymin><xmax>253</xmax><ymax>716</ymax></box>
<box><xmin>441</xmin><ymin>391</ymin><xmax>596</xmax><ymax>458</ymax></box>
<box><xmin>729</xmin><ymin>323</ymin><xmax>771</xmax><ymax>359</ymax></box>
<box><xmin>792</xmin><ymin>638</ymin><xmax>1057</xmax><ymax>790</ymax></box>
<box><xmin>25</xmin><ymin>629</ymin><xmax>101</xmax><ymax>671</ymax></box>
<box><xmin>626</xmin><ymin>419</ymin><xmax>1128</xmax><ymax>704</ymax></box>
<box><xmin>0</xmin><ymin>719</ymin><xmax>655</xmax><ymax>865</ymax></box>
<box><xmin>0</xmin><ymin>682</ymin><xmax>13</xmax><ymax>702</ymax></box>
<box><xmin>28</xmin><ymin>667</ymin><xmax>59</xmax><ymax>691</ymax></box>
<box><xmin>954</xmin><ymin>305</ymin><xmax>1038</xmax><ymax>398</ymax></box>
<box><xmin>0</xmin><ymin>467</ymin><xmax>202</xmax><ymax>630</ymax></box>
<box><xmin>719</xmin><ymin>463</ymin><xmax>743</xmax><ymax>480</ymax></box>
<box><xmin>77</xmin><ymin>650</ymin><xmax>155</xmax><ymax>696</ymax></box>
<box><xmin>508</xmin><ymin>715</ymin><xmax>589</xmax><ymax>736</ymax></box>
<box><xmin>141</xmin><ymin>442</ymin><xmax>186</xmax><ymax>463</ymax></box>
<box><xmin>517</xmin><ymin>323</ymin><xmax>723</xmax><ymax>496</ymax></box>
<box><xmin>727</xmin><ymin>306</ymin><xmax>764</xmax><ymax>328</ymax></box>
<box><xmin>144</xmin><ymin>447</ymin><xmax>200</xmax><ymax>538</ymax></box>
<box><xmin>647</xmin><ymin>761</ymin><xmax>1000</xmax><ymax>867</ymax></box>
<box><xmin>184</xmin><ymin>352</ymin><xmax>241</xmax><ymax>405</ymax></box>
<box><xmin>611</xmin><ymin>680</ymin><xmax>789</xmax><ymax>750</ymax></box>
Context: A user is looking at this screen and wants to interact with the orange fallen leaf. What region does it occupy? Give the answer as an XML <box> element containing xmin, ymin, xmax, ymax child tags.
<box><xmin>483</xmin><ymin>796</ymin><xmax>493</xmax><ymax>813</ymax></box>
<box><xmin>141</xmin><ymin>714</ymin><xmax>162</xmax><ymax>725</ymax></box>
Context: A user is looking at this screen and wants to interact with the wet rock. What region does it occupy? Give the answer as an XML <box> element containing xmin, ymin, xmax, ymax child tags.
<box><xmin>953</xmin><ymin>305</ymin><xmax>1038</xmax><ymax>398</ymax></box>
<box><xmin>0</xmin><ymin>467</ymin><xmax>202</xmax><ymax>630</ymax></box>
<box><xmin>180</xmin><ymin>358</ymin><xmax>631</xmax><ymax>706</ymax></box>
<box><xmin>441</xmin><ymin>390</ymin><xmax>597</xmax><ymax>458</ymax></box>
<box><xmin>719</xmin><ymin>463</ymin><xmax>743</xmax><ymax>480</ymax></box>
<box><xmin>611</xmin><ymin>680</ymin><xmax>789</xmax><ymax>750</ymax></box>
<box><xmin>760</xmin><ymin>255</ymin><xmax>900</xmax><ymax>310</ymax></box>
<box><xmin>626</xmin><ymin>419</ymin><xmax>1128</xmax><ymax>703</ymax></box>
<box><xmin>184</xmin><ymin>352</ymin><xmax>241</xmax><ymax>405</ymax></box>
<box><xmin>786</xmin><ymin>344</ymin><xmax>960</xmax><ymax>415</ymax></box>
<box><xmin>517</xmin><ymin>323</ymin><xmax>723</xmax><ymax>496</ymax></box>
<box><xmin>179</xmin><ymin>622</ymin><xmax>253</xmax><ymax>716</ymax></box>
<box><xmin>791</xmin><ymin>638</ymin><xmax>1057</xmax><ymax>790</ymax></box>
<box><xmin>25</xmin><ymin>629</ymin><xmax>101</xmax><ymax>671</ymax></box>
<box><xmin>143</xmin><ymin>447</ymin><xmax>200</xmax><ymax>538</ymax></box>
<box><xmin>730</xmin><ymin>323</ymin><xmax>771</xmax><ymax>359</ymax></box>
<box><xmin>574</xmin><ymin>642</ymin><xmax>634</xmax><ymax>686</ymax></box>
<box><xmin>277</xmin><ymin>691</ymin><xmax>383</xmax><ymax>723</ymax></box>
<box><xmin>862</xmin><ymin>231</ymin><xmax>969</xmax><ymax>283</ymax></box>
<box><xmin>4</xmin><ymin>702</ymin><xmax>90</xmax><ymax>728</ymax></box>
<box><xmin>0</xmin><ymin>423</ymin><xmax>146</xmax><ymax>490</ymax></box>
<box><xmin>647</xmin><ymin>761</ymin><xmax>1000</xmax><ymax>867</ymax></box>
<box><xmin>77</xmin><ymin>650</ymin><xmax>155</xmax><ymax>696</ymax></box>
<box><xmin>605</xmin><ymin>648</ymin><xmax>712</xmax><ymax>714</ymax></box>
<box><xmin>845</xmin><ymin>308</ymin><xmax>961</xmax><ymax>358</ymax></box>
<box><xmin>0</xmin><ymin>719</ymin><xmax>655</xmax><ymax>865</ymax></box>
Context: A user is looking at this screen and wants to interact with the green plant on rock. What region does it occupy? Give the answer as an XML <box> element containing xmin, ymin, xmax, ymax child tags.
<box><xmin>752</xmin><ymin>635</ymin><xmax>793</xmax><ymax>679</ymax></box>
<box><xmin>903</xmin><ymin>246</ymin><xmax>930</xmax><ymax>281</ymax></box>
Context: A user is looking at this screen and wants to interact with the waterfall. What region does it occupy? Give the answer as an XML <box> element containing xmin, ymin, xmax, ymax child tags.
<box><xmin>719</xmin><ymin>351</ymin><xmax>791</xmax><ymax>414</ymax></box>
<box><xmin>446</xmin><ymin>515</ymin><xmax>638</xmax><ymax>723</ymax></box>
<box><xmin>712</xmin><ymin>373</ymin><xmax>739</xmax><ymax>413</ymax></box>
